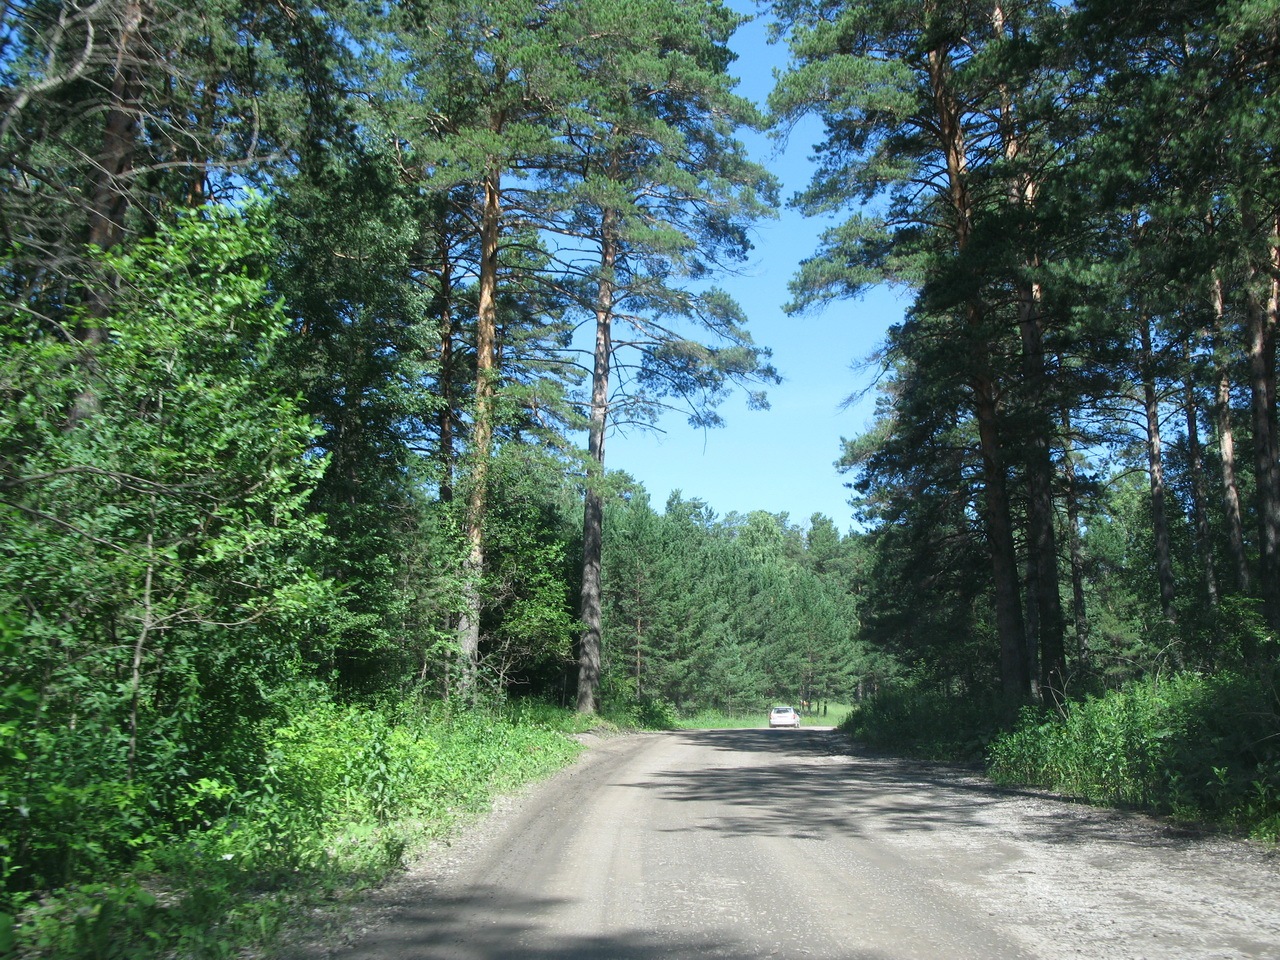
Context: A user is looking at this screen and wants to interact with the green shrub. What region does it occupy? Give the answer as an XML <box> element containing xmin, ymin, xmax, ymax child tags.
<box><xmin>988</xmin><ymin>670</ymin><xmax>1280</xmax><ymax>836</ymax></box>
<box><xmin>6</xmin><ymin>700</ymin><xmax>583</xmax><ymax>959</ymax></box>
<box><xmin>839</xmin><ymin>684</ymin><xmax>1017</xmax><ymax>763</ymax></box>
<box><xmin>601</xmin><ymin>694</ymin><xmax>679</xmax><ymax>730</ymax></box>
<box><xmin>677</xmin><ymin>708</ymin><xmax>764</xmax><ymax>729</ymax></box>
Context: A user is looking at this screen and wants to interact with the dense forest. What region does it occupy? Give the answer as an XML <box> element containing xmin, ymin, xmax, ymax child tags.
<box><xmin>772</xmin><ymin>0</ymin><xmax>1280</xmax><ymax>702</ymax></box>
<box><xmin>2</xmin><ymin>0</ymin><xmax>1280</xmax><ymax>953</ymax></box>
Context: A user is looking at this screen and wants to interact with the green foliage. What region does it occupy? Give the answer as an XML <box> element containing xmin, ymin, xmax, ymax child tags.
<box><xmin>476</xmin><ymin>446</ymin><xmax>582</xmax><ymax>690</ymax></box>
<box><xmin>988</xmin><ymin>670</ymin><xmax>1280</xmax><ymax>837</ymax></box>
<box><xmin>5</xmin><ymin>699</ymin><xmax>583</xmax><ymax>959</ymax></box>
<box><xmin>597</xmin><ymin>671</ymin><xmax>680</xmax><ymax>730</ymax></box>
<box><xmin>840</xmin><ymin>683</ymin><xmax>1019</xmax><ymax>764</ymax></box>
<box><xmin>597</xmin><ymin>491</ymin><xmax>872</xmax><ymax>715</ymax></box>
<box><xmin>500</xmin><ymin>698</ymin><xmax>613</xmax><ymax>736</ymax></box>
<box><xmin>0</xmin><ymin>206</ymin><xmax>331</xmax><ymax>901</ymax></box>
<box><xmin>267</xmin><ymin>699</ymin><xmax>582</xmax><ymax>833</ymax></box>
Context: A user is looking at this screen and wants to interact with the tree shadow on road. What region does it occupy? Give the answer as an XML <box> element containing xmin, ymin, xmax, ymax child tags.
<box><xmin>629</xmin><ymin>729</ymin><xmax>1257</xmax><ymax>854</ymax></box>
<box><xmin>324</xmin><ymin>887</ymin><xmax>897</xmax><ymax>960</ymax></box>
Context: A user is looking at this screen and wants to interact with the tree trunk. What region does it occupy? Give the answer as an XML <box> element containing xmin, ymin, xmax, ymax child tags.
<box><xmin>1245</xmin><ymin>220</ymin><xmax>1280</xmax><ymax>629</ymax></box>
<box><xmin>1213</xmin><ymin>272</ymin><xmax>1250</xmax><ymax>592</ymax></box>
<box><xmin>1060</xmin><ymin>408</ymin><xmax>1090</xmax><ymax>660</ymax></box>
<box><xmin>183</xmin><ymin>81</ymin><xmax>215</xmax><ymax>208</ymax></box>
<box><xmin>577</xmin><ymin>211</ymin><xmax>618</xmax><ymax>715</ymax></box>
<box><xmin>1019</xmin><ymin>296</ymin><xmax>1066</xmax><ymax>706</ymax></box>
<box><xmin>994</xmin><ymin>2</ymin><xmax>1064</xmax><ymax>704</ymax></box>
<box><xmin>73</xmin><ymin>0</ymin><xmax>149</xmax><ymax>422</ymax></box>
<box><xmin>975</xmin><ymin>374</ymin><xmax>1029</xmax><ymax>699</ymax></box>
<box><xmin>928</xmin><ymin>37</ymin><xmax>1026</xmax><ymax>700</ymax></box>
<box><xmin>1022</xmin><ymin>542</ymin><xmax>1041</xmax><ymax>692</ymax></box>
<box><xmin>988</xmin><ymin>0</ymin><xmax>1059</xmax><ymax>701</ymax></box>
<box><xmin>457</xmin><ymin>165</ymin><xmax>502</xmax><ymax>692</ymax></box>
<box><xmin>1140</xmin><ymin>314</ymin><xmax>1178</xmax><ymax>623</ymax></box>
<box><xmin>1183</xmin><ymin>360</ymin><xmax>1219</xmax><ymax>610</ymax></box>
<box><xmin>85</xmin><ymin>0</ymin><xmax>148</xmax><ymax>263</ymax></box>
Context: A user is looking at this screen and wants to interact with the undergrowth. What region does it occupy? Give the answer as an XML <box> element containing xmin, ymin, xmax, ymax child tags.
<box><xmin>988</xmin><ymin>670</ymin><xmax>1280</xmax><ymax>839</ymax></box>
<box><xmin>678</xmin><ymin>709</ymin><xmax>766</xmax><ymax>729</ymax></box>
<box><xmin>2</xmin><ymin>699</ymin><xmax>584</xmax><ymax>959</ymax></box>
<box><xmin>843</xmin><ymin>670</ymin><xmax>1280</xmax><ymax>839</ymax></box>
<box><xmin>839</xmin><ymin>687</ymin><xmax>1016</xmax><ymax>763</ymax></box>
<box><xmin>679</xmin><ymin>703</ymin><xmax>852</xmax><ymax>729</ymax></box>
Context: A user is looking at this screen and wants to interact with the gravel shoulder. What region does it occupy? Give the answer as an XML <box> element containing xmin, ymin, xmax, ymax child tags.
<box><xmin>279</xmin><ymin>729</ymin><xmax>1280</xmax><ymax>960</ymax></box>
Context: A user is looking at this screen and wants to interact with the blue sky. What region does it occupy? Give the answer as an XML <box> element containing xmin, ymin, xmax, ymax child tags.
<box><xmin>601</xmin><ymin>6</ymin><xmax>907</xmax><ymax>532</ymax></box>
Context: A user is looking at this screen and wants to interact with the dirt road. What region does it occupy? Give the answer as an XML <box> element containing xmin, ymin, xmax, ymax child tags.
<box><xmin>299</xmin><ymin>728</ymin><xmax>1279</xmax><ymax>960</ymax></box>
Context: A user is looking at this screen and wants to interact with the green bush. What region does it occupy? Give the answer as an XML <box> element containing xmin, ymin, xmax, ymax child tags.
<box><xmin>5</xmin><ymin>700</ymin><xmax>583</xmax><ymax>959</ymax></box>
<box><xmin>677</xmin><ymin>708</ymin><xmax>764</xmax><ymax>728</ymax></box>
<box><xmin>988</xmin><ymin>670</ymin><xmax>1280</xmax><ymax>837</ymax></box>
<box><xmin>601</xmin><ymin>693</ymin><xmax>679</xmax><ymax>730</ymax></box>
<box><xmin>839</xmin><ymin>684</ymin><xmax>1017</xmax><ymax>763</ymax></box>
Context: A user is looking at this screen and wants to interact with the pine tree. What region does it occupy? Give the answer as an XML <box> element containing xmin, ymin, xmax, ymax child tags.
<box><xmin>543</xmin><ymin>0</ymin><xmax>778</xmax><ymax>712</ymax></box>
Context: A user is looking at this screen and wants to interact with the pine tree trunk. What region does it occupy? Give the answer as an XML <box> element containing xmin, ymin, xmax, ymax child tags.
<box><xmin>1019</xmin><ymin>293</ymin><xmax>1066</xmax><ymax>706</ymax></box>
<box><xmin>73</xmin><ymin>0</ymin><xmax>149</xmax><ymax>422</ymax></box>
<box><xmin>1022</xmin><ymin>545</ymin><xmax>1041</xmax><ymax>692</ymax></box>
<box><xmin>183</xmin><ymin>82</ymin><xmax>214</xmax><ymax>207</ymax></box>
<box><xmin>994</xmin><ymin>8</ymin><xmax>1064</xmax><ymax>703</ymax></box>
<box><xmin>1183</xmin><ymin>361</ymin><xmax>1219</xmax><ymax>610</ymax></box>
<box><xmin>1140</xmin><ymin>315</ymin><xmax>1177</xmax><ymax>623</ymax></box>
<box><xmin>457</xmin><ymin>166</ymin><xmax>502</xmax><ymax>692</ymax></box>
<box><xmin>1213</xmin><ymin>273</ymin><xmax>1250</xmax><ymax>592</ymax></box>
<box><xmin>85</xmin><ymin>0</ymin><xmax>148</xmax><ymax>263</ymax></box>
<box><xmin>928</xmin><ymin>38</ymin><xmax>1028</xmax><ymax>700</ymax></box>
<box><xmin>1246</xmin><ymin>220</ymin><xmax>1280</xmax><ymax>629</ymax></box>
<box><xmin>577</xmin><ymin>212</ymin><xmax>617</xmax><ymax>715</ymax></box>
<box><xmin>975</xmin><ymin>375</ymin><xmax>1029</xmax><ymax>699</ymax></box>
<box><xmin>1061</xmin><ymin>408</ymin><xmax>1090</xmax><ymax>659</ymax></box>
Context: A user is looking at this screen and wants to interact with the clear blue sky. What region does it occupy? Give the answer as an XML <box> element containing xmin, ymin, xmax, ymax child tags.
<box><xmin>601</xmin><ymin>5</ymin><xmax>906</xmax><ymax>532</ymax></box>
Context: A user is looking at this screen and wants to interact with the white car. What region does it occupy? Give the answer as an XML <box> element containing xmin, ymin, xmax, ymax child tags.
<box><xmin>769</xmin><ymin>705</ymin><xmax>801</xmax><ymax>728</ymax></box>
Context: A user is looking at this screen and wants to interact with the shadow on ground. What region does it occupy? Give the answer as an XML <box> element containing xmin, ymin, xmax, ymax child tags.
<box><xmin>625</xmin><ymin>728</ymin><xmax>1238</xmax><ymax>852</ymax></box>
<box><xmin>332</xmin><ymin>887</ymin><xmax>897</xmax><ymax>960</ymax></box>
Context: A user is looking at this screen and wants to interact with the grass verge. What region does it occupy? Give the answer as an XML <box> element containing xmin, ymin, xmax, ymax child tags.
<box><xmin>5</xmin><ymin>701</ymin><xmax>587</xmax><ymax>959</ymax></box>
<box><xmin>987</xmin><ymin>671</ymin><xmax>1280</xmax><ymax>840</ymax></box>
<box><xmin>842</xmin><ymin>671</ymin><xmax>1280</xmax><ymax>840</ymax></box>
<box><xmin>679</xmin><ymin>703</ymin><xmax>854</xmax><ymax>729</ymax></box>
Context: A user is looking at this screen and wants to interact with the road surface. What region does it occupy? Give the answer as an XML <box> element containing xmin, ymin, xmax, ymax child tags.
<box><xmin>294</xmin><ymin>728</ymin><xmax>1280</xmax><ymax>960</ymax></box>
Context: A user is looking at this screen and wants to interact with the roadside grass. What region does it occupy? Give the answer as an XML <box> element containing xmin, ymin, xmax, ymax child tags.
<box><xmin>679</xmin><ymin>703</ymin><xmax>855</xmax><ymax>729</ymax></box>
<box><xmin>839</xmin><ymin>688</ymin><xmax>1013</xmax><ymax>763</ymax></box>
<box><xmin>844</xmin><ymin>672</ymin><xmax>1280</xmax><ymax>841</ymax></box>
<box><xmin>805</xmin><ymin>702</ymin><xmax>856</xmax><ymax>727</ymax></box>
<box><xmin>5</xmin><ymin>699</ymin><xmax>588</xmax><ymax>960</ymax></box>
<box><xmin>678</xmin><ymin>710</ymin><xmax>764</xmax><ymax>729</ymax></box>
<box><xmin>988</xmin><ymin>670</ymin><xmax>1280</xmax><ymax>840</ymax></box>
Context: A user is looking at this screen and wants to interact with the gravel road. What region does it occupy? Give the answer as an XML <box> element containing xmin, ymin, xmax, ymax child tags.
<box><xmin>289</xmin><ymin>728</ymin><xmax>1279</xmax><ymax>960</ymax></box>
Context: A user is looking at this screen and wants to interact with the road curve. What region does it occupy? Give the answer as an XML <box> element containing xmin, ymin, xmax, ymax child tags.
<box><xmin>311</xmin><ymin>728</ymin><xmax>1280</xmax><ymax>960</ymax></box>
